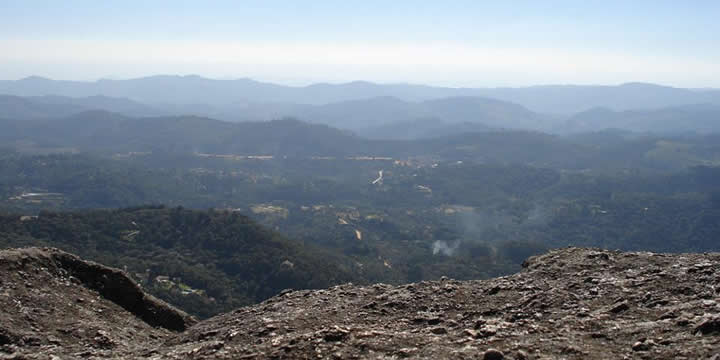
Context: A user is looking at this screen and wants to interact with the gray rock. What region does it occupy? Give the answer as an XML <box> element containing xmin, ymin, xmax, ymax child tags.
<box><xmin>483</xmin><ymin>348</ymin><xmax>504</xmax><ymax>360</ymax></box>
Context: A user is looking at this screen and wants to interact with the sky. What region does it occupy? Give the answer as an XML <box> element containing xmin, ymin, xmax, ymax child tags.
<box><xmin>1</xmin><ymin>0</ymin><xmax>719</xmax><ymax>87</ymax></box>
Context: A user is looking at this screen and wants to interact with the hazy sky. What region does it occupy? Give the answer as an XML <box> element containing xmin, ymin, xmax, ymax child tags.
<box><xmin>1</xmin><ymin>0</ymin><xmax>719</xmax><ymax>87</ymax></box>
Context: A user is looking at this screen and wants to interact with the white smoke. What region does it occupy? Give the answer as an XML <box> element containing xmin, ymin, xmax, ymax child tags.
<box><xmin>525</xmin><ymin>204</ymin><xmax>550</xmax><ymax>225</ymax></box>
<box><xmin>432</xmin><ymin>240</ymin><xmax>459</xmax><ymax>256</ymax></box>
<box><xmin>432</xmin><ymin>204</ymin><xmax>551</xmax><ymax>257</ymax></box>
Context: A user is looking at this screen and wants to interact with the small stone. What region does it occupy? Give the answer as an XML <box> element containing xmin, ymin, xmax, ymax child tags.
<box><xmin>487</xmin><ymin>286</ymin><xmax>501</xmax><ymax>295</ymax></box>
<box><xmin>608</xmin><ymin>301</ymin><xmax>630</xmax><ymax>313</ymax></box>
<box><xmin>396</xmin><ymin>347</ymin><xmax>418</xmax><ymax>358</ymax></box>
<box><xmin>483</xmin><ymin>348</ymin><xmax>504</xmax><ymax>360</ymax></box>
<box><xmin>430</xmin><ymin>327</ymin><xmax>447</xmax><ymax>335</ymax></box>
<box><xmin>516</xmin><ymin>350</ymin><xmax>529</xmax><ymax>360</ymax></box>
<box><xmin>658</xmin><ymin>310</ymin><xmax>677</xmax><ymax>320</ymax></box>
<box><xmin>427</xmin><ymin>317</ymin><xmax>442</xmax><ymax>325</ymax></box>
<box><xmin>632</xmin><ymin>341</ymin><xmax>650</xmax><ymax>351</ymax></box>
<box><xmin>561</xmin><ymin>345</ymin><xmax>583</xmax><ymax>354</ymax></box>
<box><xmin>322</xmin><ymin>326</ymin><xmax>349</xmax><ymax>342</ymax></box>
<box><xmin>478</xmin><ymin>325</ymin><xmax>498</xmax><ymax>337</ymax></box>
<box><xmin>694</xmin><ymin>316</ymin><xmax>720</xmax><ymax>335</ymax></box>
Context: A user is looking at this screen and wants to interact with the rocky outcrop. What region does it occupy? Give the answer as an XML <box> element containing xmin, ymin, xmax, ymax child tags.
<box><xmin>2</xmin><ymin>247</ymin><xmax>720</xmax><ymax>359</ymax></box>
<box><xmin>154</xmin><ymin>247</ymin><xmax>720</xmax><ymax>359</ymax></box>
<box><xmin>0</xmin><ymin>247</ymin><xmax>194</xmax><ymax>358</ymax></box>
<box><xmin>51</xmin><ymin>250</ymin><xmax>195</xmax><ymax>332</ymax></box>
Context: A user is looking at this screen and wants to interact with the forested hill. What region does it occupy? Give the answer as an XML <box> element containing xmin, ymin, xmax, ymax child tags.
<box><xmin>4</xmin><ymin>103</ymin><xmax>720</xmax><ymax>170</ymax></box>
<box><xmin>0</xmin><ymin>94</ymin><xmax>88</xmax><ymax>120</ymax></box>
<box><xmin>0</xmin><ymin>207</ymin><xmax>365</xmax><ymax>318</ymax></box>
<box><xmin>243</xmin><ymin>95</ymin><xmax>547</xmax><ymax>131</ymax></box>
<box><xmin>563</xmin><ymin>104</ymin><xmax>720</xmax><ymax>134</ymax></box>
<box><xmin>0</xmin><ymin>112</ymin><xmax>365</xmax><ymax>155</ymax></box>
<box><xmin>0</xmin><ymin>94</ymin><xmax>163</xmax><ymax>120</ymax></box>
<box><xmin>0</xmin><ymin>110</ymin><xmax>592</xmax><ymax>167</ymax></box>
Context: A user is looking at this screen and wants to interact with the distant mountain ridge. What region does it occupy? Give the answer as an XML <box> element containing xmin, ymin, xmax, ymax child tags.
<box><xmin>0</xmin><ymin>95</ymin><xmax>87</xmax><ymax>120</ymax></box>
<box><xmin>277</xmin><ymin>96</ymin><xmax>546</xmax><ymax>133</ymax></box>
<box><xmin>1</xmin><ymin>76</ymin><xmax>718</xmax><ymax>113</ymax></box>
<box><xmin>3</xmin><ymin>88</ymin><xmax>720</xmax><ymax>147</ymax></box>
<box><xmin>0</xmin><ymin>93</ymin><xmax>551</xmax><ymax>134</ymax></box>
<box><xmin>565</xmin><ymin>103</ymin><xmax>720</xmax><ymax>133</ymax></box>
<box><xmin>0</xmin><ymin>94</ymin><xmax>164</xmax><ymax>120</ymax></box>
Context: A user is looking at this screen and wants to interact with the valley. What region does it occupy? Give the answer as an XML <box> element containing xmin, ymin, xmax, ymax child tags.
<box><xmin>3</xmin><ymin>2</ymin><xmax>720</xmax><ymax>358</ymax></box>
<box><xmin>1</xmin><ymin>82</ymin><xmax>720</xmax><ymax>358</ymax></box>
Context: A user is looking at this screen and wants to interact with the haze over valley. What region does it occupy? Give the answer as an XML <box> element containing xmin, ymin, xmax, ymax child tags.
<box><xmin>2</xmin><ymin>1</ymin><xmax>720</xmax><ymax>358</ymax></box>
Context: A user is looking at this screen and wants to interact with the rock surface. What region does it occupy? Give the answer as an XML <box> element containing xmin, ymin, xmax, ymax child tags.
<box><xmin>2</xmin><ymin>247</ymin><xmax>720</xmax><ymax>359</ymax></box>
<box><xmin>0</xmin><ymin>247</ymin><xmax>194</xmax><ymax>359</ymax></box>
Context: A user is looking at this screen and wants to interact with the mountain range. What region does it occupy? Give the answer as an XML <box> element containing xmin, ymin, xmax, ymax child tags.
<box><xmin>1</xmin><ymin>76</ymin><xmax>718</xmax><ymax>114</ymax></box>
<box><xmin>0</xmin><ymin>92</ymin><xmax>550</xmax><ymax>135</ymax></box>
<box><xmin>2</xmin><ymin>77</ymin><xmax>720</xmax><ymax>138</ymax></box>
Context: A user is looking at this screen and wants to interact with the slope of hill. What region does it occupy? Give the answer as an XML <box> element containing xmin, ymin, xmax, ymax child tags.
<box><xmin>127</xmin><ymin>95</ymin><xmax>549</xmax><ymax>133</ymax></box>
<box><xmin>0</xmin><ymin>112</ymin><xmax>367</xmax><ymax>155</ymax></box>
<box><xmin>423</xmin><ymin>96</ymin><xmax>544</xmax><ymax>129</ymax></box>
<box><xmin>2</xmin><ymin>247</ymin><xmax>718</xmax><ymax>358</ymax></box>
<box><xmin>291</xmin><ymin>96</ymin><xmax>547</xmax><ymax>132</ymax></box>
<box><xmin>470</xmin><ymin>82</ymin><xmax>720</xmax><ymax>114</ymax></box>
<box><xmin>355</xmin><ymin>117</ymin><xmax>492</xmax><ymax>140</ymax></box>
<box><xmin>0</xmin><ymin>95</ymin><xmax>88</xmax><ymax>120</ymax></box>
<box><xmin>30</xmin><ymin>94</ymin><xmax>164</xmax><ymax>117</ymax></box>
<box><xmin>564</xmin><ymin>104</ymin><xmax>720</xmax><ymax>134</ymax></box>
<box><xmin>0</xmin><ymin>94</ymin><xmax>164</xmax><ymax>120</ymax></box>
<box><xmin>294</xmin><ymin>96</ymin><xmax>429</xmax><ymax>129</ymax></box>
<box><xmin>0</xmin><ymin>207</ymin><xmax>367</xmax><ymax>318</ymax></box>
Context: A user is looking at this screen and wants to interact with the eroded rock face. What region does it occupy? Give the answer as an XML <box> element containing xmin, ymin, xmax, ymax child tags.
<box><xmin>2</xmin><ymin>247</ymin><xmax>720</xmax><ymax>359</ymax></box>
<box><xmin>0</xmin><ymin>247</ymin><xmax>194</xmax><ymax>358</ymax></box>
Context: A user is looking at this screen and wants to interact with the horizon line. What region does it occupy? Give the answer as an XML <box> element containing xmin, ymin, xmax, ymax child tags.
<box><xmin>2</xmin><ymin>75</ymin><xmax>712</xmax><ymax>91</ymax></box>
